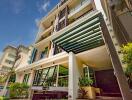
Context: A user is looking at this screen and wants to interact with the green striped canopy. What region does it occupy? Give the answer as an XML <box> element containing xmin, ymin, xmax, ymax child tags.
<box><xmin>53</xmin><ymin>12</ymin><xmax>104</xmax><ymax>54</ymax></box>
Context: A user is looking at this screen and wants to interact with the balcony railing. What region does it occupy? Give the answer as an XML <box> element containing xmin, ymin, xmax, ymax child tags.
<box><xmin>69</xmin><ymin>0</ymin><xmax>92</xmax><ymax>16</ymax></box>
<box><xmin>40</xmin><ymin>25</ymin><xmax>53</xmax><ymax>37</ymax></box>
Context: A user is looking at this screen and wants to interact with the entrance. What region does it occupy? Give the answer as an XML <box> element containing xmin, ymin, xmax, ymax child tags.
<box><xmin>95</xmin><ymin>69</ymin><xmax>121</xmax><ymax>97</ymax></box>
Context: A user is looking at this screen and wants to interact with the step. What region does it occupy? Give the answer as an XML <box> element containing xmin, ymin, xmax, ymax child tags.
<box><xmin>96</xmin><ymin>96</ymin><xmax>122</xmax><ymax>100</ymax></box>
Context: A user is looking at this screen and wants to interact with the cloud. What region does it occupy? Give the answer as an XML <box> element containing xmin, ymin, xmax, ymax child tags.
<box><xmin>42</xmin><ymin>1</ymin><xmax>50</xmax><ymax>12</ymax></box>
<box><xmin>9</xmin><ymin>0</ymin><xmax>25</xmax><ymax>14</ymax></box>
<box><xmin>35</xmin><ymin>18</ymin><xmax>40</xmax><ymax>25</ymax></box>
<box><xmin>37</xmin><ymin>0</ymin><xmax>50</xmax><ymax>13</ymax></box>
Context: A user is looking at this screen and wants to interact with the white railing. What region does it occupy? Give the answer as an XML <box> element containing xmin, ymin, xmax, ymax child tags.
<box><xmin>69</xmin><ymin>0</ymin><xmax>91</xmax><ymax>15</ymax></box>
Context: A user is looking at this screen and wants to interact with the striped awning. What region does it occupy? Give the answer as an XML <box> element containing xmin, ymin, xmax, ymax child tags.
<box><xmin>53</xmin><ymin>11</ymin><xmax>104</xmax><ymax>54</ymax></box>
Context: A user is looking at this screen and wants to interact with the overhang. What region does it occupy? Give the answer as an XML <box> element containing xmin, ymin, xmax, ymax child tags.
<box><xmin>53</xmin><ymin>11</ymin><xmax>104</xmax><ymax>54</ymax></box>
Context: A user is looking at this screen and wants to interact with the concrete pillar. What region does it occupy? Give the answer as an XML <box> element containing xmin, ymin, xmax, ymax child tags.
<box><xmin>15</xmin><ymin>73</ymin><xmax>19</xmax><ymax>82</ymax></box>
<box><xmin>28</xmin><ymin>70</ymin><xmax>35</xmax><ymax>86</ymax></box>
<box><xmin>68</xmin><ymin>52</ymin><xmax>83</xmax><ymax>100</ymax></box>
<box><xmin>48</xmin><ymin>42</ymin><xmax>54</xmax><ymax>57</ymax></box>
<box><xmin>28</xmin><ymin>70</ymin><xmax>35</xmax><ymax>99</ymax></box>
<box><xmin>15</xmin><ymin>73</ymin><xmax>23</xmax><ymax>83</ymax></box>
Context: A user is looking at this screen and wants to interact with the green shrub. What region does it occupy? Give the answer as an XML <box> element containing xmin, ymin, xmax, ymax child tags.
<box><xmin>0</xmin><ymin>96</ymin><xmax>9</xmax><ymax>100</ymax></box>
<box><xmin>79</xmin><ymin>77</ymin><xmax>93</xmax><ymax>87</ymax></box>
<box><xmin>121</xmin><ymin>43</ymin><xmax>132</xmax><ymax>85</ymax></box>
<box><xmin>9</xmin><ymin>82</ymin><xmax>29</xmax><ymax>99</ymax></box>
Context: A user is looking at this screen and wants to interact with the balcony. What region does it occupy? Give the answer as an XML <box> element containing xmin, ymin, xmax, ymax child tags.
<box><xmin>40</xmin><ymin>25</ymin><xmax>53</xmax><ymax>38</ymax></box>
<box><xmin>36</xmin><ymin>26</ymin><xmax>53</xmax><ymax>44</ymax></box>
<box><xmin>68</xmin><ymin>0</ymin><xmax>93</xmax><ymax>18</ymax></box>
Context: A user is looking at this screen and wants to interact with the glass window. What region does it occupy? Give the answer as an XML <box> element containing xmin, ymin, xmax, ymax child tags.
<box><xmin>23</xmin><ymin>73</ymin><xmax>30</xmax><ymax>84</ymax></box>
<box><xmin>5</xmin><ymin>59</ymin><xmax>14</xmax><ymax>65</ymax></box>
<box><xmin>33</xmin><ymin>66</ymin><xmax>57</xmax><ymax>87</ymax></box>
<box><xmin>39</xmin><ymin>68</ymin><xmax>49</xmax><ymax>86</ymax></box>
<box><xmin>8</xmin><ymin>53</ymin><xmax>16</xmax><ymax>59</ymax></box>
<box><xmin>2</xmin><ymin>66</ymin><xmax>11</xmax><ymax>71</ymax></box>
<box><xmin>53</xmin><ymin>44</ymin><xmax>63</xmax><ymax>55</ymax></box>
<box><xmin>40</xmin><ymin>47</ymin><xmax>48</xmax><ymax>59</ymax></box>
<box><xmin>44</xmin><ymin>66</ymin><xmax>57</xmax><ymax>87</ymax></box>
<box><xmin>33</xmin><ymin>65</ymin><xmax>68</xmax><ymax>87</ymax></box>
<box><xmin>58</xmin><ymin>66</ymin><xmax>68</xmax><ymax>87</ymax></box>
<box><xmin>33</xmin><ymin>69</ymin><xmax>43</xmax><ymax>86</ymax></box>
<box><xmin>58</xmin><ymin>20</ymin><xmax>65</xmax><ymax>30</ymax></box>
<box><xmin>83</xmin><ymin>66</ymin><xmax>96</xmax><ymax>86</ymax></box>
<box><xmin>9</xmin><ymin>74</ymin><xmax>16</xmax><ymax>83</ymax></box>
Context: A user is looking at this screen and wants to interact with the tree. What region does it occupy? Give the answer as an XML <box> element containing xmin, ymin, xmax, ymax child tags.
<box><xmin>121</xmin><ymin>43</ymin><xmax>132</xmax><ymax>86</ymax></box>
<box><xmin>1</xmin><ymin>49</ymin><xmax>19</xmax><ymax>96</ymax></box>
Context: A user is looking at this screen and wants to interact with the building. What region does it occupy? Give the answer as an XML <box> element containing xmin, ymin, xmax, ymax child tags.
<box><xmin>0</xmin><ymin>46</ymin><xmax>17</xmax><ymax>76</ymax></box>
<box><xmin>0</xmin><ymin>45</ymin><xmax>33</xmax><ymax>96</ymax></box>
<box><xmin>0</xmin><ymin>45</ymin><xmax>33</xmax><ymax>77</ymax></box>
<box><xmin>15</xmin><ymin>45</ymin><xmax>34</xmax><ymax>84</ymax></box>
<box><xmin>15</xmin><ymin>0</ymin><xmax>132</xmax><ymax>100</ymax></box>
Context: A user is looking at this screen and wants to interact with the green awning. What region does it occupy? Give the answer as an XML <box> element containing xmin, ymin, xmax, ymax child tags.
<box><xmin>53</xmin><ymin>12</ymin><xmax>104</xmax><ymax>54</ymax></box>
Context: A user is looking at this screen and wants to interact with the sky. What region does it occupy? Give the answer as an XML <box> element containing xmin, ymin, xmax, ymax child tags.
<box><xmin>0</xmin><ymin>0</ymin><xmax>59</xmax><ymax>56</ymax></box>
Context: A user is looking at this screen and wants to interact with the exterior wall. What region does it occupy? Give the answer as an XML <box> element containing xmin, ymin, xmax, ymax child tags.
<box><xmin>15</xmin><ymin>46</ymin><xmax>34</xmax><ymax>84</ymax></box>
<box><xmin>15</xmin><ymin>46</ymin><xmax>33</xmax><ymax>70</ymax></box>
<box><xmin>118</xmin><ymin>13</ymin><xmax>132</xmax><ymax>40</ymax></box>
<box><xmin>0</xmin><ymin>46</ymin><xmax>17</xmax><ymax>75</ymax></box>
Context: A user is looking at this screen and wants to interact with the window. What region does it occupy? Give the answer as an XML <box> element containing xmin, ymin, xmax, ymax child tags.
<box><xmin>40</xmin><ymin>47</ymin><xmax>48</xmax><ymax>59</ymax></box>
<box><xmin>23</xmin><ymin>73</ymin><xmax>30</xmax><ymax>84</ymax></box>
<box><xmin>5</xmin><ymin>59</ymin><xmax>14</xmax><ymax>65</ymax></box>
<box><xmin>8</xmin><ymin>54</ymin><xmax>16</xmax><ymax>59</ymax></box>
<box><xmin>33</xmin><ymin>70</ymin><xmax>43</xmax><ymax>86</ymax></box>
<box><xmin>83</xmin><ymin>66</ymin><xmax>96</xmax><ymax>86</ymax></box>
<box><xmin>58</xmin><ymin>20</ymin><xmax>65</xmax><ymax>30</ymax></box>
<box><xmin>32</xmin><ymin>49</ymin><xmax>38</xmax><ymax>63</ymax></box>
<box><xmin>33</xmin><ymin>65</ymin><xmax>68</xmax><ymax>87</ymax></box>
<box><xmin>9</xmin><ymin>74</ymin><xmax>16</xmax><ymax>83</ymax></box>
<box><xmin>2</xmin><ymin>66</ymin><xmax>11</xmax><ymax>71</ymax></box>
<box><xmin>58</xmin><ymin>66</ymin><xmax>68</xmax><ymax>87</ymax></box>
<box><xmin>33</xmin><ymin>66</ymin><xmax>57</xmax><ymax>87</ymax></box>
<box><xmin>53</xmin><ymin>44</ymin><xmax>63</xmax><ymax>55</ymax></box>
<box><xmin>59</xmin><ymin>8</ymin><xmax>66</xmax><ymax>19</ymax></box>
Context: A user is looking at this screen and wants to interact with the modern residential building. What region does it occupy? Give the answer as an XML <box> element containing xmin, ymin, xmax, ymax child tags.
<box><xmin>0</xmin><ymin>45</ymin><xmax>33</xmax><ymax>77</ymax></box>
<box><xmin>15</xmin><ymin>0</ymin><xmax>132</xmax><ymax>100</ymax></box>
<box><xmin>0</xmin><ymin>46</ymin><xmax>17</xmax><ymax>76</ymax></box>
<box><xmin>0</xmin><ymin>45</ymin><xmax>33</xmax><ymax>96</ymax></box>
<box><xmin>15</xmin><ymin>45</ymin><xmax>34</xmax><ymax>84</ymax></box>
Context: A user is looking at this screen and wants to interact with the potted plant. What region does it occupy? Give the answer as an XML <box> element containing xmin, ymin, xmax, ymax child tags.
<box><xmin>78</xmin><ymin>76</ymin><xmax>95</xmax><ymax>99</ymax></box>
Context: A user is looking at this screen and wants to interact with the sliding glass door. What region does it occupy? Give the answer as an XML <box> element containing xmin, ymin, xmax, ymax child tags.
<box><xmin>33</xmin><ymin>65</ymin><xmax>68</xmax><ymax>87</ymax></box>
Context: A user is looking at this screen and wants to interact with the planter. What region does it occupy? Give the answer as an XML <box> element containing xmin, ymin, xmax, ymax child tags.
<box><xmin>82</xmin><ymin>86</ymin><xmax>96</xmax><ymax>99</ymax></box>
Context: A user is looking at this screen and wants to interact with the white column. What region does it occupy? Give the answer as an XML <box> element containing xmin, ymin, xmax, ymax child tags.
<box><xmin>15</xmin><ymin>73</ymin><xmax>19</xmax><ymax>82</ymax></box>
<box><xmin>68</xmin><ymin>52</ymin><xmax>83</xmax><ymax>100</ymax></box>
<box><xmin>28</xmin><ymin>70</ymin><xmax>35</xmax><ymax>86</ymax></box>
<box><xmin>48</xmin><ymin>42</ymin><xmax>54</xmax><ymax>57</ymax></box>
<box><xmin>94</xmin><ymin>0</ymin><xmax>106</xmax><ymax>19</ymax></box>
<box><xmin>15</xmin><ymin>73</ymin><xmax>23</xmax><ymax>83</ymax></box>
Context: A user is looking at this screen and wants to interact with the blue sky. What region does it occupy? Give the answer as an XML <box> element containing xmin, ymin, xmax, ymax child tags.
<box><xmin>0</xmin><ymin>0</ymin><xmax>59</xmax><ymax>55</ymax></box>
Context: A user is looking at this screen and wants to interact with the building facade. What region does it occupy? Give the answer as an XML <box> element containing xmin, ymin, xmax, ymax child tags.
<box><xmin>0</xmin><ymin>46</ymin><xmax>17</xmax><ymax>76</ymax></box>
<box><xmin>15</xmin><ymin>0</ymin><xmax>132</xmax><ymax>100</ymax></box>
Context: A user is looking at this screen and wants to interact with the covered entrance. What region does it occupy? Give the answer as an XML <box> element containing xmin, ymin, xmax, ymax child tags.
<box><xmin>77</xmin><ymin>46</ymin><xmax>121</xmax><ymax>97</ymax></box>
